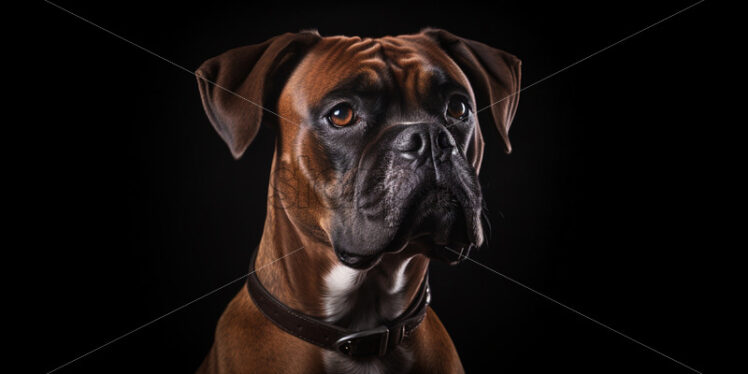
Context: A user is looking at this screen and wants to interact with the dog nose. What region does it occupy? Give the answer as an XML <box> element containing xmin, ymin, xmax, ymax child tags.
<box><xmin>397</xmin><ymin>124</ymin><xmax>455</xmax><ymax>161</ymax></box>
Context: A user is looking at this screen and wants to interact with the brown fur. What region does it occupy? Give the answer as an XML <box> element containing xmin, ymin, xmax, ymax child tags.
<box><xmin>194</xmin><ymin>28</ymin><xmax>520</xmax><ymax>374</ymax></box>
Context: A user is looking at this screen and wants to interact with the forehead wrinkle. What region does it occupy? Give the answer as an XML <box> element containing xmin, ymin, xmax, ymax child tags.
<box><xmin>346</xmin><ymin>37</ymin><xmax>381</xmax><ymax>54</ymax></box>
<box><xmin>400</xmin><ymin>36</ymin><xmax>475</xmax><ymax>102</ymax></box>
<box><xmin>377</xmin><ymin>39</ymin><xmax>438</xmax><ymax>111</ymax></box>
<box><xmin>342</xmin><ymin>39</ymin><xmax>387</xmax><ymax>86</ymax></box>
<box><xmin>295</xmin><ymin>38</ymin><xmax>389</xmax><ymax>106</ymax></box>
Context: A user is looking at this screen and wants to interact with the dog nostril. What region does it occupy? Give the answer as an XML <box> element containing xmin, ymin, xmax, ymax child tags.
<box><xmin>398</xmin><ymin>131</ymin><xmax>427</xmax><ymax>160</ymax></box>
<box><xmin>410</xmin><ymin>133</ymin><xmax>424</xmax><ymax>152</ymax></box>
<box><xmin>437</xmin><ymin>130</ymin><xmax>454</xmax><ymax>149</ymax></box>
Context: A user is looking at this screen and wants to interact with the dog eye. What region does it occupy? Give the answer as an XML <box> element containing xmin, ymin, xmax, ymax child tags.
<box><xmin>327</xmin><ymin>103</ymin><xmax>355</xmax><ymax>127</ymax></box>
<box><xmin>446</xmin><ymin>96</ymin><xmax>470</xmax><ymax>120</ymax></box>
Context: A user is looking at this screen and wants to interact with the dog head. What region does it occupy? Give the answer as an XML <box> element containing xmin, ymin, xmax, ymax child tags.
<box><xmin>196</xmin><ymin>28</ymin><xmax>521</xmax><ymax>269</ymax></box>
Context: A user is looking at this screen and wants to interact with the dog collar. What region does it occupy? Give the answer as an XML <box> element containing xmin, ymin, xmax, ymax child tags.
<box><xmin>246</xmin><ymin>247</ymin><xmax>431</xmax><ymax>357</ymax></box>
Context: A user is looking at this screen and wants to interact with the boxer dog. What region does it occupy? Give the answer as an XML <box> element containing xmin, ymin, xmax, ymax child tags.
<box><xmin>195</xmin><ymin>28</ymin><xmax>520</xmax><ymax>374</ymax></box>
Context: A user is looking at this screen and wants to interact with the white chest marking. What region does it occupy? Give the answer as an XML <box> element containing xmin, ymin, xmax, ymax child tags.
<box><xmin>322</xmin><ymin>264</ymin><xmax>364</xmax><ymax>322</ymax></box>
<box><xmin>388</xmin><ymin>256</ymin><xmax>413</xmax><ymax>294</ymax></box>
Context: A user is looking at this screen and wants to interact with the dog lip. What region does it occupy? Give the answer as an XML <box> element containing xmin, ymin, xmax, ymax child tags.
<box><xmin>401</xmin><ymin>189</ymin><xmax>482</xmax><ymax>248</ymax></box>
<box><xmin>462</xmin><ymin>204</ymin><xmax>482</xmax><ymax>247</ymax></box>
<box><xmin>335</xmin><ymin>249</ymin><xmax>383</xmax><ymax>270</ymax></box>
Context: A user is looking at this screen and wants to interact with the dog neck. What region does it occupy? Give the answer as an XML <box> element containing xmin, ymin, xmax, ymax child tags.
<box><xmin>255</xmin><ymin>198</ymin><xmax>430</xmax><ymax>330</ymax></box>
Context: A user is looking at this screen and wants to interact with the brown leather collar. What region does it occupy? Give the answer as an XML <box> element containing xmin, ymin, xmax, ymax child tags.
<box><xmin>247</xmin><ymin>247</ymin><xmax>431</xmax><ymax>357</ymax></box>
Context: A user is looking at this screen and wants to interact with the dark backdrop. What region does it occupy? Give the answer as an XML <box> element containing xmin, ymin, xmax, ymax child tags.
<box><xmin>29</xmin><ymin>0</ymin><xmax>716</xmax><ymax>372</ymax></box>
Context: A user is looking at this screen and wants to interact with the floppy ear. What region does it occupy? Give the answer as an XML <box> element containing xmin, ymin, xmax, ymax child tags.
<box><xmin>195</xmin><ymin>31</ymin><xmax>321</xmax><ymax>159</ymax></box>
<box><xmin>420</xmin><ymin>28</ymin><xmax>521</xmax><ymax>155</ymax></box>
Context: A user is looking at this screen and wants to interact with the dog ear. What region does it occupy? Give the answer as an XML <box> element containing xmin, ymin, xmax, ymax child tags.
<box><xmin>195</xmin><ymin>32</ymin><xmax>321</xmax><ymax>159</ymax></box>
<box><xmin>420</xmin><ymin>28</ymin><xmax>521</xmax><ymax>155</ymax></box>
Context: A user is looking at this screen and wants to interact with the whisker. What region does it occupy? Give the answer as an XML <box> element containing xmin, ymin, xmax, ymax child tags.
<box><xmin>481</xmin><ymin>200</ymin><xmax>493</xmax><ymax>249</ymax></box>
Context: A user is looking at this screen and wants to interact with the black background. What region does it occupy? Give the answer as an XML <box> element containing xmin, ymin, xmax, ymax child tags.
<box><xmin>28</xmin><ymin>0</ymin><xmax>718</xmax><ymax>372</ymax></box>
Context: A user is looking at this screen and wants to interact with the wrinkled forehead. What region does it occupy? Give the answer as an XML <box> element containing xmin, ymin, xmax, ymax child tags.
<box><xmin>286</xmin><ymin>34</ymin><xmax>473</xmax><ymax>113</ymax></box>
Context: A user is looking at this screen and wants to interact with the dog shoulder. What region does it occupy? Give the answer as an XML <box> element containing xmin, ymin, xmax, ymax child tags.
<box><xmin>408</xmin><ymin>307</ymin><xmax>466</xmax><ymax>374</ymax></box>
<box><xmin>197</xmin><ymin>285</ymin><xmax>326</xmax><ymax>374</ymax></box>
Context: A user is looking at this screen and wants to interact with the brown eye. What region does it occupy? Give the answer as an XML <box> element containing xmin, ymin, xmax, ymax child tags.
<box><xmin>447</xmin><ymin>96</ymin><xmax>469</xmax><ymax>120</ymax></box>
<box><xmin>328</xmin><ymin>103</ymin><xmax>355</xmax><ymax>127</ymax></box>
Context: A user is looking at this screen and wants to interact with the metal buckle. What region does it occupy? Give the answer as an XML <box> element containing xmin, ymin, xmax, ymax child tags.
<box><xmin>335</xmin><ymin>325</ymin><xmax>390</xmax><ymax>356</ymax></box>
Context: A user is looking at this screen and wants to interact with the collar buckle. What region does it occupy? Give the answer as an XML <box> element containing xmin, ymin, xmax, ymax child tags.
<box><xmin>335</xmin><ymin>325</ymin><xmax>390</xmax><ymax>356</ymax></box>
